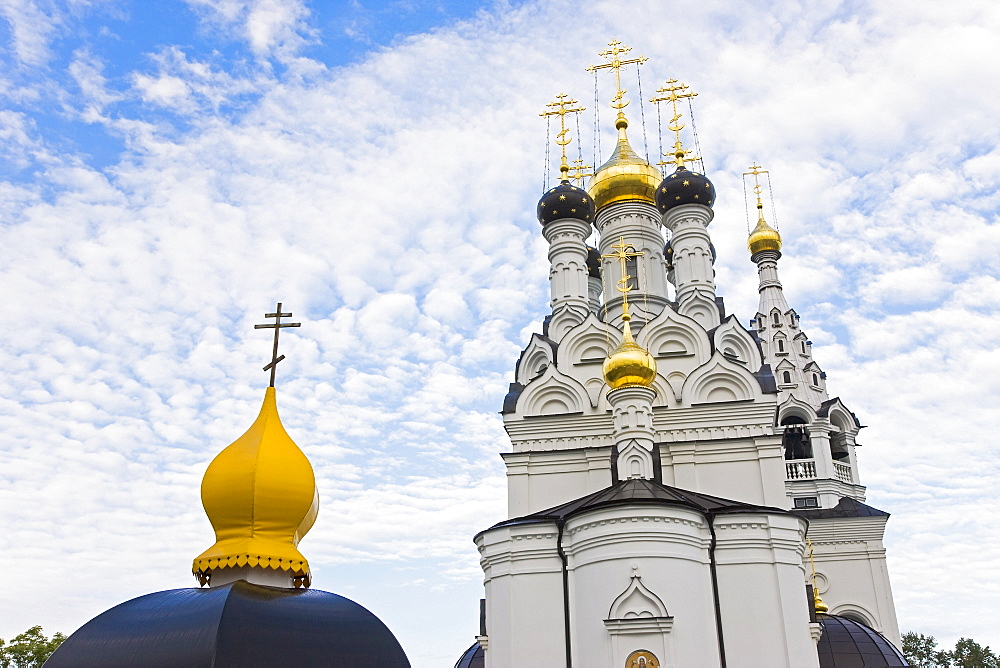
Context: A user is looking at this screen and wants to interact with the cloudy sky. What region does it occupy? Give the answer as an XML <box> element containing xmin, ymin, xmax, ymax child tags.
<box><xmin>0</xmin><ymin>0</ymin><xmax>998</xmax><ymax>664</ymax></box>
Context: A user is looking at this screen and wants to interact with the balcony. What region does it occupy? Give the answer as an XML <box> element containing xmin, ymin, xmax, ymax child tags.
<box><xmin>785</xmin><ymin>458</ymin><xmax>854</xmax><ymax>484</ymax></box>
<box><xmin>786</xmin><ymin>459</ymin><xmax>816</xmax><ymax>480</ymax></box>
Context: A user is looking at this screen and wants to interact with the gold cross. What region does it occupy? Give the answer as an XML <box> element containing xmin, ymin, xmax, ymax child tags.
<box><xmin>254</xmin><ymin>302</ymin><xmax>301</xmax><ymax>387</ymax></box>
<box><xmin>540</xmin><ymin>93</ymin><xmax>587</xmax><ymax>179</ymax></box>
<box><xmin>567</xmin><ymin>158</ymin><xmax>593</xmax><ymax>185</ymax></box>
<box><xmin>586</xmin><ymin>39</ymin><xmax>648</xmax><ymax>114</ymax></box>
<box><xmin>602</xmin><ymin>236</ymin><xmax>644</xmax><ymax>316</ymax></box>
<box><xmin>744</xmin><ymin>163</ymin><xmax>769</xmax><ymax>208</ymax></box>
<box><xmin>650</xmin><ymin>78</ymin><xmax>700</xmax><ymax>168</ymax></box>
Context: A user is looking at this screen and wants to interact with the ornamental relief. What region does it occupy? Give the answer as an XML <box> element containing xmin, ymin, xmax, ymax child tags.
<box><xmin>626</xmin><ymin>649</ymin><xmax>659</xmax><ymax>668</ymax></box>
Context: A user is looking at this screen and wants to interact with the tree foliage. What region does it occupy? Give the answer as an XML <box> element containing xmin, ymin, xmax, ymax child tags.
<box><xmin>0</xmin><ymin>626</ymin><xmax>66</xmax><ymax>668</ymax></box>
<box><xmin>903</xmin><ymin>632</ymin><xmax>1000</xmax><ymax>668</ymax></box>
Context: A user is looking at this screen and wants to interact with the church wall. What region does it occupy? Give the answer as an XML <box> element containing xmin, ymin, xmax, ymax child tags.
<box><xmin>806</xmin><ymin>516</ymin><xmax>901</xmax><ymax>646</ymax></box>
<box><xmin>712</xmin><ymin>512</ymin><xmax>818</xmax><ymax>668</ymax></box>
<box><xmin>502</xmin><ymin>448</ymin><xmax>613</xmax><ymax>517</ymax></box>
<box><xmin>563</xmin><ymin>506</ymin><xmax>721</xmax><ymax>668</ymax></box>
<box><xmin>477</xmin><ymin>524</ymin><xmax>566</xmax><ymax>667</ymax></box>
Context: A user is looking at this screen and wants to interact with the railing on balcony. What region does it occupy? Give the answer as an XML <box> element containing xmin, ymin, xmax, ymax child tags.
<box><xmin>785</xmin><ymin>458</ymin><xmax>854</xmax><ymax>483</ymax></box>
<box><xmin>786</xmin><ymin>459</ymin><xmax>816</xmax><ymax>480</ymax></box>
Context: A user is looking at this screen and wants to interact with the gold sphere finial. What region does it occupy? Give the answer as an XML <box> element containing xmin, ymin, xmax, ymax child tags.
<box><xmin>744</xmin><ymin>163</ymin><xmax>783</xmax><ymax>256</ymax></box>
<box><xmin>603</xmin><ymin>316</ymin><xmax>657</xmax><ymax>390</ymax></box>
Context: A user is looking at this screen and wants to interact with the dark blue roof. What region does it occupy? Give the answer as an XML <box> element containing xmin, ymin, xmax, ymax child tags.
<box><xmin>454</xmin><ymin>641</ymin><xmax>485</xmax><ymax>668</ymax></box>
<box><xmin>817</xmin><ymin>614</ymin><xmax>908</xmax><ymax>667</ymax></box>
<box><xmin>44</xmin><ymin>580</ymin><xmax>409</xmax><ymax>668</ymax></box>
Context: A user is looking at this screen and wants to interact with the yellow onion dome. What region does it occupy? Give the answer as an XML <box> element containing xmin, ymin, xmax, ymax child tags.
<box><xmin>748</xmin><ymin>207</ymin><xmax>783</xmax><ymax>256</ymax></box>
<box><xmin>603</xmin><ymin>318</ymin><xmax>657</xmax><ymax>389</ymax></box>
<box><xmin>588</xmin><ymin>115</ymin><xmax>662</xmax><ymax>211</ymax></box>
<box><xmin>193</xmin><ymin>387</ymin><xmax>319</xmax><ymax>583</ymax></box>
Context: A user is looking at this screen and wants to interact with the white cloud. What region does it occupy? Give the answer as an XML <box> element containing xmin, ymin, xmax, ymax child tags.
<box><xmin>1</xmin><ymin>0</ymin><xmax>1000</xmax><ymax>664</ymax></box>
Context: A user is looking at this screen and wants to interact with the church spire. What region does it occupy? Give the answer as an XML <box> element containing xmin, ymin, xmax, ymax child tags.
<box><xmin>745</xmin><ymin>164</ymin><xmax>790</xmax><ymax>318</ymax></box>
<box><xmin>193</xmin><ymin>304</ymin><xmax>319</xmax><ymax>589</ymax></box>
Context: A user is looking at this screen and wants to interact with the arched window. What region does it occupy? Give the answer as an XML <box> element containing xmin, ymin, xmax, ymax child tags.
<box><xmin>801</xmin><ymin>341</ymin><xmax>807</xmax><ymax>353</ymax></box>
<box><xmin>782</xmin><ymin>371</ymin><xmax>792</xmax><ymax>383</ymax></box>
<box><xmin>812</xmin><ymin>373</ymin><xmax>819</xmax><ymax>385</ymax></box>
<box><xmin>772</xmin><ymin>312</ymin><xmax>780</xmax><ymax>325</ymax></box>
<box><xmin>777</xmin><ymin>339</ymin><xmax>785</xmax><ymax>352</ymax></box>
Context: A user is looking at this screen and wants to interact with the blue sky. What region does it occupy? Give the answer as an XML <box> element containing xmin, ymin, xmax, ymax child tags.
<box><xmin>1</xmin><ymin>1</ymin><xmax>999</xmax><ymax>665</ymax></box>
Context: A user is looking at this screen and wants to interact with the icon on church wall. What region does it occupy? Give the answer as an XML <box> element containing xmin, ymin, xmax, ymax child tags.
<box><xmin>626</xmin><ymin>649</ymin><xmax>659</xmax><ymax>668</ymax></box>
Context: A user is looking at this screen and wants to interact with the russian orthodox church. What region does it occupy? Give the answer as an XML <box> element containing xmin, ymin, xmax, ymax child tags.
<box><xmin>458</xmin><ymin>42</ymin><xmax>907</xmax><ymax>668</ymax></box>
<box><xmin>45</xmin><ymin>307</ymin><xmax>410</xmax><ymax>667</ymax></box>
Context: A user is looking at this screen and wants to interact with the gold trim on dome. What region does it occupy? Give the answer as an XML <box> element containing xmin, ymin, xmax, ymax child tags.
<box><xmin>744</xmin><ymin>163</ymin><xmax>783</xmax><ymax>255</ymax></box>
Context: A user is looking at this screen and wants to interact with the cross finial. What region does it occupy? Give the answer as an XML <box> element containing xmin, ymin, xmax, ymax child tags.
<box><xmin>567</xmin><ymin>158</ymin><xmax>593</xmax><ymax>186</ymax></box>
<box><xmin>253</xmin><ymin>302</ymin><xmax>301</xmax><ymax>387</ymax></box>
<box><xmin>586</xmin><ymin>39</ymin><xmax>648</xmax><ymax>120</ymax></box>
<box><xmin>601</xmin><ymin>236</ymin><xmax>644</xmax><ymax>320</ymax></box>
<box><xmin>650</xmin><ymin>78</ymin><xmax>700</xmax><ymax>169</ymax></box>
<box><xmin>743</xmin><ymin>163</ymin><xmax>770</xmax><ymax>212</ymax></box>
<box><xmin>540</xmin><ymin>93</ymin><xmax>587</xmax><ymax>180</ymax></box>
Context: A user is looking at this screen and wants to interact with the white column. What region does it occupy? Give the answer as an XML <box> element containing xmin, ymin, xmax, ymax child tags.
<box><xmin>662</xmin><ymin>203</ymin><xmax>719</xmax><ymax>329</ymax></box>
<box><xmin>608</xmin><ymin>385</ymin><xmax>657</xmax><ymax>480</ymax></box>
<box><xmin>595</xmin><ymin>201</ymin><xmax>670</xmax><ymax>327</ymax></box>
<box><xmin>542</xmin><ymin>217</ymin><xmax>592</xmax><ymax>341</ymax></box>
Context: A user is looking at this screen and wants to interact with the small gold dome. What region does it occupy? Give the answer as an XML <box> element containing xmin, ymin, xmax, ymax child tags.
<box><xmin>193</xmin><ymin>387</ymin><xmax>319</xmax><ymax>581</ymax></box>
<box><xmin>748</xmin><ymin>209</ymin><xmax>782</xmax><ymax>255</ymax></box>
<box><xmin>603</xmin><ymin>319</ymin><xmax>657</xmax><ymax>389</ymax></box>
<box><xmin>588</xmin><ymin>115</ymin><xmax>662</xmax><ymax>211</ymax></box>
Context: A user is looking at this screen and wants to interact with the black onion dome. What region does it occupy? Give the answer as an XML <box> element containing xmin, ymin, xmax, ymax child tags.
<box><xmin>44</xmin><ymin>581</ymin><xmax>410</xmax><ymax>668</ymax></box>
<box><xmin>454</xmin><ymin>641</ymin><xmax>485</xmax><ymax>668</ymax></box>
<box><xmin>655</xmin><ymin>166</ymin><xmax>716</xmax><ymax>213</ymax></box>
<box><xmin>664</xmin><ymin>239</ymin><xmax>674</xmax><ymax>270</ymax></box>
<box><xmin>816</xmin><ymin>614</ymin><xmax>908</xmax><ymax>667</ymax></box>
<box><xmin>586</xmin><ymin>246</ymin><xmax>601</xmax><ymax>278</ymax></box>
<box><xmin>537</xmin><ymin>180</ymin><xmax>595</xmax><ymax>225</ymax></box>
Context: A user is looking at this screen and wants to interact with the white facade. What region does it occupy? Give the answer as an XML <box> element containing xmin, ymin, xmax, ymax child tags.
<box><xmin>475</xmin><ymin>173</ymin><xmax>901</xmax><ymax>665</ymax></box>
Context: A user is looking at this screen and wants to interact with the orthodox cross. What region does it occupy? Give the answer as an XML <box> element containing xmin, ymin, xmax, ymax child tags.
<box><xmin>540</xmin><ymin>93</ymin><xmax>588</xmax><ymax>180</ymax></box>
<box><xmin>650</xmin><ymin>78</ymin><xmax>699</xmax><ymax>168</ymax></box>
<box><xmin>602</xmin><ymin>236</ymin><xmax>644</xmax><ymax>316</ymax></box>
<box><xmin>254</xmin><ymin>302</ymin><xmax>301</xmax><ymax>387</ymax></box>
<box><xmin>568</xmin><ymin>158</ymin><xmax>593</xmax><ymax>186</ymax></box>
<box><xmin>744</xmin><ymin>162</ymin><xmax>769</xmax><ymax>205</ymax></box>
<box><xmin>586</xmin><ymin>39</ymin><xmax>648</xmax><ymax>114</ymax></box>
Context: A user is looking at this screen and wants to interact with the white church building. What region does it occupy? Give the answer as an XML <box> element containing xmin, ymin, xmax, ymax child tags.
<box><xmin>458</xmin><ymin>43</ymin><xmax>906</xmax><ymax>668</ymax></box>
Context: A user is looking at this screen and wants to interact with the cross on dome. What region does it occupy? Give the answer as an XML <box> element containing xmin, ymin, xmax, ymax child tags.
<box><xmin>254</xmin><ymin>302</ymin><xmax>301</xmax><ymax>387</ymax></box>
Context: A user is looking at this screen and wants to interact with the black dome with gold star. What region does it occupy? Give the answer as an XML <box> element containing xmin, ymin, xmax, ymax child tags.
<box><xmin>537</xmin><ymin>180</ymin><xmax>595</xmax><ymax>225</ymax></box>
<box><xmin>586</xmin><ymin>246</ymin><xmax>601</xmax><ymax>278</ymax></box>
<box><xmin>655</xmin><ymin>166</ymin><xmax>715</xmax><ymax>213</ymax></box>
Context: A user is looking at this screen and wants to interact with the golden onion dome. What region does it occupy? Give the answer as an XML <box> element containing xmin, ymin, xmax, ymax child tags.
<box><xmin>193</xmin><ymin>387</ymin><xmax>319</xmax><ymax>582</ymax></box>
<box><xmin>748</xmin><ymin>207</ymin><xmax>783</xmax><ymax>256</ymax></box>
<box><xmin>588</xmin><ymin>114</ymin><xmax>662</xmax><ymax>211</ymax></box>
<box><xmin>603</xmin><ymin>317</ymin><xmax>657</xmax><ymax>390</ymax></box>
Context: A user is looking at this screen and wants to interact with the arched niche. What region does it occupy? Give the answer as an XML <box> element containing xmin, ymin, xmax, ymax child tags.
<box><xmin>558</xmin><ymin>312</ymin><xmax>618</xmax><ymax>371</ymax></box>
<box><xmin>712</xmin><ymin>316</ymin><xmax>763</xmax><ymax>369</ymax></box>
<box><xmin>681</xmin><ymin>353</ymin><xmax>761</xmax><ymax>406</ymax></box>
<box><xmin>514</xmin><ymin>334</ymin><xmax>556</xmax><ymax>386</ymax></box>
<box><xmin>636</xmin><ymin>307</ymin><xmax>711</xmax><ymax>375</ymax></box>
<box><xmin>515</xmin><ymin>366</ymin><xmax>590</xmax><ymax>418</ymax></box>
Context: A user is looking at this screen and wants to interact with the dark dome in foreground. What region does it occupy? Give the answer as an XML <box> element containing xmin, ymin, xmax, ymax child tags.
<box><xmin>44</xmin><ymin>580</ymin><xmax>410</xmax><ymax>668</ymax></box>
<box><xmin>817</xmin><ymin>614</ymin><xmax>908</xmax><ymax>667</ymax></box>
<box><xmin>537</xmin><ymin>180</ymin><xmax>594</xmax><ymax>225</ymax></box>
<box><xmin>454</xmin><ymin>641</ymin><xmax>485</xmax><ymax>668</ymax></box>
<box><xmin>586</xmin><ymin>245</ymin><xmax>601</xmax><ymax>278</ymax></box>
<box><xmin>655</xmin><ymin>166</ymin><xmax>715</xmax><ymax>213</ymax></box>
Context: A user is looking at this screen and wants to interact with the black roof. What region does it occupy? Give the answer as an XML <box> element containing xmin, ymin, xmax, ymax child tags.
<box><xmin>454</xmin><ymin>641</ymin><xmax>485</xmax><ymax>668</ymax></box>
<box><xmin>486</xmin><ymin>478</ymin><xmax>789</xmax><ymax>532</ymax></box>
<box><xmin>44</xmin><ymin>580</ymin><xmax>410</xmax><ymax>668</ymax></box>
<box><xmin>817</xmin><ymin>614</ymin><xmax>908</xmax><ymax>667</ymax></box>
<box><xmin>794</xmin><ymin>496</ymin><xmax>890</xmax><ymax>520</ymax></box>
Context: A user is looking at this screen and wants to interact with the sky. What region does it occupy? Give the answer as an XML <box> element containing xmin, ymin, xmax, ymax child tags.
<box><xmin>0</xmin><ymin>0</ymin><xmax>998</xmax><ymax>665</ymax></box>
